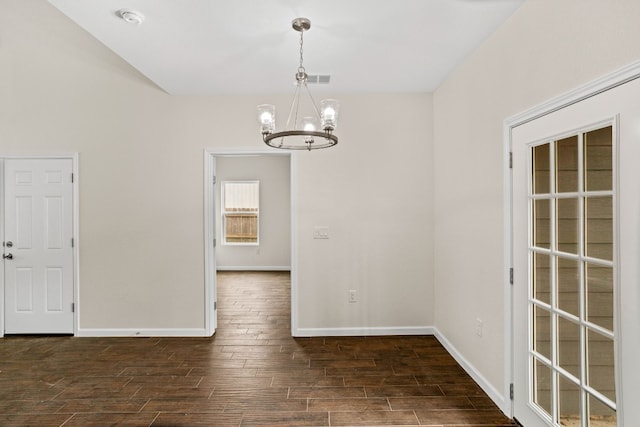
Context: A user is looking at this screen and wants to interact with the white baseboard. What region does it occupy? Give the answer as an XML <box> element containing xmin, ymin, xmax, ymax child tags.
<box><xmin>216</xmin><ymin>266</ymin><xmax>291</xmax><ymax>271</ymax></box>
<box><xmin>433</xmin><ymin>327</ymin><xmax>510</xmax><ymax>416</ymax></box>
<box><xmin>293</xmin><ymin>326</ymin><xmax>435</xmax><ymax>337</ymax></box>
<box><xmin>76</xmin><ymin>328</ymin><xmax>210</xmax><ymax>337</ymax></box>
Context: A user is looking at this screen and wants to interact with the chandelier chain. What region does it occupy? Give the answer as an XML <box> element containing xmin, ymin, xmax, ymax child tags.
<box><xmin>298</xmin><ymin>30</ymin><xmax>305</xmax><ymax>74</ymax></box>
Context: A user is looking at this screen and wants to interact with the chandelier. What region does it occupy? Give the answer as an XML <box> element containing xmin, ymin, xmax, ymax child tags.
<box><xmin>257</xmin><ymin>18</ymin><xmax>340</xmax><ymax>151</ymax></box>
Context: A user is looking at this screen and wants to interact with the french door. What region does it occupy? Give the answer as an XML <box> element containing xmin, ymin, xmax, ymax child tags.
<box><xmin>512</xmin><ymin>76</ymin><xmax>640</xmax><ymax>426</ymax></box>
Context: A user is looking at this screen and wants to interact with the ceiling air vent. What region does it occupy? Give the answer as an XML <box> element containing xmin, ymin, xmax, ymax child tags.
<box><xmin>306</xmin><ymin>74</ymin><xmax>331</xmax><ymax>85</ymax></box>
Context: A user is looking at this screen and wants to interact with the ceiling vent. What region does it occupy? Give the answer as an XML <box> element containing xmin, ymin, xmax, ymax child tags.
<box><xmin>306</xmin><ymin>74</ymin><xmax>331</xmax><ymax>85</ymax></box>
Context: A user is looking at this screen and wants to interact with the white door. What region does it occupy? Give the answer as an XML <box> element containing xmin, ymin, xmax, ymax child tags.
<box><xmin>512</xmin><ymin>77</ymin><xmax>640</xmax><ymax>426</ymax></box>
<box><xmin>3</xmin><ymin>158</ymin><xmax>74</xmax><ymax>334</ymax></box>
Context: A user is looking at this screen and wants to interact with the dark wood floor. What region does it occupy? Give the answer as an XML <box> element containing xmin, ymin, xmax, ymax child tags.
<box><xmin>0</xmin><ymin>271</ymin><xmax>517</xmax><ymax>426</ymax></box>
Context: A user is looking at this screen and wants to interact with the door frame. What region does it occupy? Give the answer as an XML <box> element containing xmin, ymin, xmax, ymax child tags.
<box><xmin>0</xmin><ymin>153</ymin><xmax>80</xmax><ymax>337</ymax></box>
<box><xmin>204</xmin><ymin>149</ymin><xmax>296</xmax><ymax>337</ymax></box>
<box><xmin>503</xmin><ymin>60</ymin><xmax>640</xmax><ymax>419</ymax></box>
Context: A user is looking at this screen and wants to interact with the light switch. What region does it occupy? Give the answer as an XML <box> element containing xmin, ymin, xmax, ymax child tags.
<box><xmin>313</xmin><ymin>226</ymin><xmax>329</xmax><ymax>239</ymax></box>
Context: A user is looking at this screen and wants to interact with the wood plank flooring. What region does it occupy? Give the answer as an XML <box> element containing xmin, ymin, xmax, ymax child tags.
<box><xmin>0</xmin><ymin>271</ymin><xmax>517</xmax><ymax>426</ymax></box>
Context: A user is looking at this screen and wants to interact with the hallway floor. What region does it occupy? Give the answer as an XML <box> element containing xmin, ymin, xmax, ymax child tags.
<box><xmin>0</xmin><ymin>271</ymin><xmax>516</xmax><ymax>426</ymax></box>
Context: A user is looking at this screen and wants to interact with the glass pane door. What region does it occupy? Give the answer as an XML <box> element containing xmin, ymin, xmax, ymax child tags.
<box><xmin>529</xmin><ymin>125</ymin><xmax>616</xmax><ymax>426</ymax></box>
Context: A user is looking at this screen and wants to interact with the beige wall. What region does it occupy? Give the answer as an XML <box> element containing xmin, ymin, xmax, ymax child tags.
<box><xmin>215</xmin><ymin>155</ymin><xmax>291</xmax><ymax>269</ymax></box>
<box><xmin>0</xmin><ymin>1</ymin><xmax>434</xmax><ymax>332</ymax></box>
<box><xmin>296</xmin><ymin>93</ymin><xmax>434</xmax><ymax>330</ymax></box>
<box><xmin>433</xmin><ymin>0</ymin><xmax>640</xmax><ymax>395</ymax></box>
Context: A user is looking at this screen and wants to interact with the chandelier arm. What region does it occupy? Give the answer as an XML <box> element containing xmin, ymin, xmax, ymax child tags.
<box><xmin>285</xmin><ymin>83</ymin><xmax>302</xmax><ymax>131</ymax></box>
<box><xmin>303</xmin><ymin>81</ymin><xmax>323</xmax><ymax>120</ymax></box>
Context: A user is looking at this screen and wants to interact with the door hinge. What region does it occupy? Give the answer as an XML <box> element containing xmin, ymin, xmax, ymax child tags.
<box><xmin>213</xmin><ymin>176</ymin><xmax>216</xmax><ymax>185</ymax></box>
<box><xmin>213</xmin><ymin>238</ymin><xmax>216</xmax><ymax>248</ymax></box>
<box><xmin>71</xmin><ymin>237</ymin><xmax>75</xmax><ymax>248</ymax></box>
<box><xmin>509</xmin><ymin>268</ymin><xmax>514</xmax><ymax>285</ymax></box>
<box><xmin>510</xmin><ymin>383</ymin><xmax>514</xmax><ymax>400</ymax></box>
<box><xmin>509</xmin><ymin>152</ymin><xmax>513</xmax><ymax>169</ymax></box>
<box><xmin>214</xmin><ymin>301</ymin><xmax>217</xmax><ymax>310</ymax></box>
<box><xmin>71</xmin><ymin>173</ymin><xmax>74</xmax><ymax>183</ymax></box>
<box><xmin>71</xmin><ymin>302</ymin><xmax>75</xmax><ymax>313</ymax></box>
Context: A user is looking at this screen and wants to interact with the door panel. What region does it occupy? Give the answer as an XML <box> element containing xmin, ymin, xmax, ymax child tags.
<box><xmin>3</xmin><ymin>158</ymin><xmax>74</xmax><ymax>334</ymax></box>
<box><xmin>513</xmin><ymin>76</ymin><xmax>640</xmax><ymax>426</ymax></box>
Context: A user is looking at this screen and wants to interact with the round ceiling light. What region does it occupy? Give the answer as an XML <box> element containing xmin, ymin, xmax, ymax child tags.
<box><xmin>117</xmin><ymin>9</ymin><xmax>145</xmax><ymax>25</ymax></box>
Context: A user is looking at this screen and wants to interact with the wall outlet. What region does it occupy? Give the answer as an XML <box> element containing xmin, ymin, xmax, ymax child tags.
<box><xmin>348</xmin><ymin>290</ymin><xmax>357</xmax><ymax>303</ymax></box>
<box><xmin>475</xmin><ymin>318</ymin><xmax>483</xmax><ymax>337</ymax></box>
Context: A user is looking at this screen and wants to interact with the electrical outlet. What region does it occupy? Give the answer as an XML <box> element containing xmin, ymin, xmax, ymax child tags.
<box><xmin>475</xmin><ymin>318</ymin><xmax>483</xmax><ymax>337</ymax></box>
<box><xmin>348</xmin><ymin>290</ymin><xmax>357</xmax><ymax>303</ymax></box>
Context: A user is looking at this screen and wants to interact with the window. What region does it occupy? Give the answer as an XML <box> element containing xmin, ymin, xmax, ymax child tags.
<box><xmin>221</xmin><ymin>181</ymin><xmax>259</xmax><ymax>245</ymax></box>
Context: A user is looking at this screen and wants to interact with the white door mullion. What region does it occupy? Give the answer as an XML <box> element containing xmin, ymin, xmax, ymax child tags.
<box><xmin>549</xmin><ymin>139</ymin><xmax>559</xmax><ymax>426</ymax></box>
<box><xmin>576</xmin><ymin>130</ymin><xmax>588</xmax><ymax>427</ymax></box>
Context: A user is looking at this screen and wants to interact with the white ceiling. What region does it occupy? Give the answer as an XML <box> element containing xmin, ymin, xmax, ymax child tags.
<box><xmin>47</xmin><ymin>0</ymin><xmax>524</xmax><ymax>95</ymax></box>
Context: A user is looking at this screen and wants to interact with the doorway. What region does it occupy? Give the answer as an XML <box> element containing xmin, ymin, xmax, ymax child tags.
<box><xmin>1</xmin><ymin>156</ymin><xmax>78</xmax><ymax>335</ymax></box>
<box><xmin>204</xmin><ymin>151</ymin><xmax>295</xmax><ymax>337</ymax></box>
<box><xmin>507</xmin><ymin>65</ymin><xmax>640</xmax><ymax>425</ymax></box>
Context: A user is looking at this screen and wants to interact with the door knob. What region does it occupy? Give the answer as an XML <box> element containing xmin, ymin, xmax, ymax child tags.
<box><xmin>5</xmin><ymin>241</ymin><xmax>13</xmax><ymax>248</ymax></box>
<box><xmin>2</xmin><ymin>253</ymin><xmax>13</xmax><ymax>260</ymax></box>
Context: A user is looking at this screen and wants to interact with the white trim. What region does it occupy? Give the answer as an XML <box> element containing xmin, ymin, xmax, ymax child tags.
<box><xmin>0</xmin><ymin>161</ymin><xmax>4</xmax><ymax>337</ymax></box>
<box><xmin>72</xmin><ymin>154</ymin><xmax>80</xmax><ymax>336</ymax></box>
<box><xmin>613</xmin><ymin>113</ymin><xmax>624</xmax><ymax>427</ymax></box>
<box><xmin>0</xmin><ymin>154</ymin><xmax>80</xmax><ymax>338</ymax></box>
<box><xmin>204</xmin><ymin>149</ymin><xmax>296</xmax><ymax>337</ymax></box>
<box><xmin>0</xmin><ymin>153</ymin><xmax>80</xmax><ymax>159</ymax></box>
<box><xmin>206</xmin><ymin>148</ymin><xmax>293</xmax><ymax>157</ymax></box>
<box><xmin>434</xmin><ymin>328</ymin><xmax>511</xmax><ymax>416</ymax></box>
<box><xmin>294</xmin><ymin>326</ymin><xmax>435</xmax><ymax>337</ymax></box>
<box><xmin>503</xmin><ymin>59</ymin><xmax>640</xmax><ymax>420</ymax></box>
<box><xmin>503</xmin><ymin>121</ymin><xmax>514</xmax><ymax>417</ymax></box>
<box><xmin>289</xmin><ymin>153</ymin><xmax>299</xmax><ymax>336</ymax></box>
<box><xmin>506</xmin><ymin>60</ymin><xmax>640</xmax><ymax>128</ymax></box>
<box><xmin>76</xmin><ymin>328</ymin><xmax>208</xmax><ymax>337</ymax></box>
<box><xmin>217</xmin><ymin>266</ymin><xmax>291</xmax><ymax>271</ymax></box>
<box><xmin>203</xmin><ymin>153</ymin><xmax>216</xmax><ymax>336</ymax></box>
